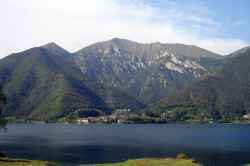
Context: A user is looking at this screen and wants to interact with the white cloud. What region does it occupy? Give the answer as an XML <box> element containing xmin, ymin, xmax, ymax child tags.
<box><xmin>0</xmin><ymin>0</ymin><xmax>248</xmax><ymax>57</ymax></box>
<box><xmin>198</xmin><ymin>38</ymin><xmax>249</xmax><ymax>55</ymax></box>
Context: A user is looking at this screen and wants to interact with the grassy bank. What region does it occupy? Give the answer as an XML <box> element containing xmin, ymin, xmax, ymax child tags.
<box><xmin>0</xmin><ymin>157</ymin><xmax>56</xmax><ymax>166</ymax></box>
<box><xmin>0</xmin><ymin>158</ymin><xmax>200</xmax><ymax>166</ymax></box>
<box><xmin>97</xmin><ymin>158</ymin><xmax>201</xmax><ymax>166</ymax></box>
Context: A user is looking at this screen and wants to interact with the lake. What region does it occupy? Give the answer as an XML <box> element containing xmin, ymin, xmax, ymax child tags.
<box><xmin>0</xmin><ymin>123</ymin><xmax>250</xmax><ymax>166</ymax></box>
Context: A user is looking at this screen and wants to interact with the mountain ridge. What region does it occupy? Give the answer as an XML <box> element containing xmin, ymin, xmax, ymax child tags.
<box><xmin>74</xmin><ymin>38</ymin><xmax>223</xmax><ymax>105</ymax></box>
<box><xmin>1</xmin><ymin>38</ymin><xmax>244</xmax><ymax>120</ymax></box>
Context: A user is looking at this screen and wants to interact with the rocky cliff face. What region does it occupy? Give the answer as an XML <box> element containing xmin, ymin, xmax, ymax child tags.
<box><xmin>74</xmin><ymin>38</ymin><xmax>222</xmax><ymax>106</ymax></box>
<box><xmin>152</xmin><ymin>47</ymin><xmax>250</xmax><ymax>122</ymax></box>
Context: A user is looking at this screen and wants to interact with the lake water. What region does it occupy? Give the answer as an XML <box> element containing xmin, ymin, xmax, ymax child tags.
<box><xmin>0</xmin><ymin>123</ymin><xmax>250</xmax><ymax>166</ymax></box>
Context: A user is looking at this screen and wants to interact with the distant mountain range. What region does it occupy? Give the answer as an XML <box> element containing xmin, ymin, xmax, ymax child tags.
<box><xmin>0</xmin><ymin>38</ymin><xmax>248</xmax><ymax>121</ymax></box>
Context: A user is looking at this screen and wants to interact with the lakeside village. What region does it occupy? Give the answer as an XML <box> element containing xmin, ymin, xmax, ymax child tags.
<box><xmin>6</xmin><ymin>108</ymin><xmax>250</xmax><ymax>125</ymax></box>
<box><xmin>57</xmin><ymin>108</ymin><xmax>190</xmax><ymax>124</ymax></box>
<box><xmin>61</xmin><ymin>108</ymin><xmax>166</xmax><ymax>124</ymax></box>
<box><xmin>64</xmin><ymin>108</ymin><xmax>250</xmax><ymax>125</ymax></box>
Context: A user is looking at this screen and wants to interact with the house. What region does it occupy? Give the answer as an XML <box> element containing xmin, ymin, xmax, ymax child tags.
<box><xmin>243</xmin><ymin>114</ymin><xmax>250</xmax><ymax>120</ymax></box>
<box><xmin>77</xmin><ymin>118</ymin><xmax>89</xmax><ymax>124</ymax></box>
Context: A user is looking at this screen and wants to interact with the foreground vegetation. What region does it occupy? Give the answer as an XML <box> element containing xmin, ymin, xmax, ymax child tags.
<box><xmin>0</xmin><ymin>157</ymin><xmax>201</xmax><ymax>166</ymax></box>
<box><xmin>97</xmin><ymin>158</ymin><xmax>201</xmax><ymax>166</ymax></box>
<box><xmin>0</xmin><ymin>157</ymin><xmax>55</xmax><ymax>166</ymax></box>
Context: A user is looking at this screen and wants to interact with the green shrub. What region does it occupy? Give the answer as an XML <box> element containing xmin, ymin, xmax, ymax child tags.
<box><xmin>176</xmin><ymin>153</ymin><xmax>189</xmax><ymax>160</ymax></box>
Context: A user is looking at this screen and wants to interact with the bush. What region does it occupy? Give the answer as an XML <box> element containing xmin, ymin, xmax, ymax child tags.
<box><xmin>176</xmin><ymin>153</ymin><xmax>189</xmax><ymax>160</ymax></box>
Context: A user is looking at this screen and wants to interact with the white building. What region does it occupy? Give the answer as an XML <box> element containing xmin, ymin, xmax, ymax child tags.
<box><xmin>77</xmin><ymin>118</ymin><xmax>89</xmax><ymax>124</ymax></box>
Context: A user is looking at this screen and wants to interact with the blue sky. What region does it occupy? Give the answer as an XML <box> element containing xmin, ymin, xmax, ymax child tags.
<box><xmin>0</xmin><ymin>0</ymin><xmax>249</xmax><ymax>57</ymax></box>
<box><xmin>147</xmin><ymin>0</ymin><xmax>250</xmax><ymax>41</ymax></box>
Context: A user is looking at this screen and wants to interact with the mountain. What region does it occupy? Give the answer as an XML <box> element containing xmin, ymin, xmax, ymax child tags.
<box><xmin>227</xmin><ymin>46</ymin><xmax>250</xmax><ymax>58</ymax></box>
<box><xmin>0</xmin><ymin>38</ymin><xmax>224</xmax><ymax>120</ymax></box>
<box><xmin>74</xmin><ymin>38</ymin><xmax>222</xmax><ymax>107</ymax></box>
<box><xmin>0</xmin><ymin>43</ymin><xmax>111</xmax><ymax>120</ymax></box>
<box><xmin>152</xmin><ymin>46</ymin><xmax>250</xmax><ymax>122</ymax></box>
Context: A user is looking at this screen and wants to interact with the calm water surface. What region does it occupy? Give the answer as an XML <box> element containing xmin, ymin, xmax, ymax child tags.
<box><xmin>0</xmin><ymin>123</ymin><xmax>250</xmax><ymax>166</ymax></box>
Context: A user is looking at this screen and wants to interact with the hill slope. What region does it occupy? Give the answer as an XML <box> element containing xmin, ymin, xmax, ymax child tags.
<box><xmin>152</xmin><ymin>47</ymin><xmax>250</xmax><ymax>122</ymax></box>
<box><xmin>0</xmin><ymin>43</ymin><xmax>110</xmax><ymax>120</ymax></box>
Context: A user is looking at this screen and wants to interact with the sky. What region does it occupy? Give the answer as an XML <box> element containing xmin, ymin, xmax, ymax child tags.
<box><xmin>0</xmin><ymin>0</ymin><xmax>250</xmax><ymax>57</ymax></box>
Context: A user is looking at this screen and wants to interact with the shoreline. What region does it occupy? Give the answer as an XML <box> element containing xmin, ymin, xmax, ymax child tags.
<box><xmin>4</xmin><ymin>119</ymin><xmax>250</xmax><ymax>125</ymax></box>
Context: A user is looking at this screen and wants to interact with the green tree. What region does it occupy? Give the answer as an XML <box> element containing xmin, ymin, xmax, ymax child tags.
<box><xmin>0</xmin><ymin>87</ymin><xmax>6</xmax><ymax>114</ymax></box>
<box><xmin>0</xmin><ymin>86</ymin><xmax>6</xmax><ymax>127</ymax></box>
<box><xmin>0</xmin><ymin>86</ymin><xmax>7</xmax><ymax>157</ymax></box>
